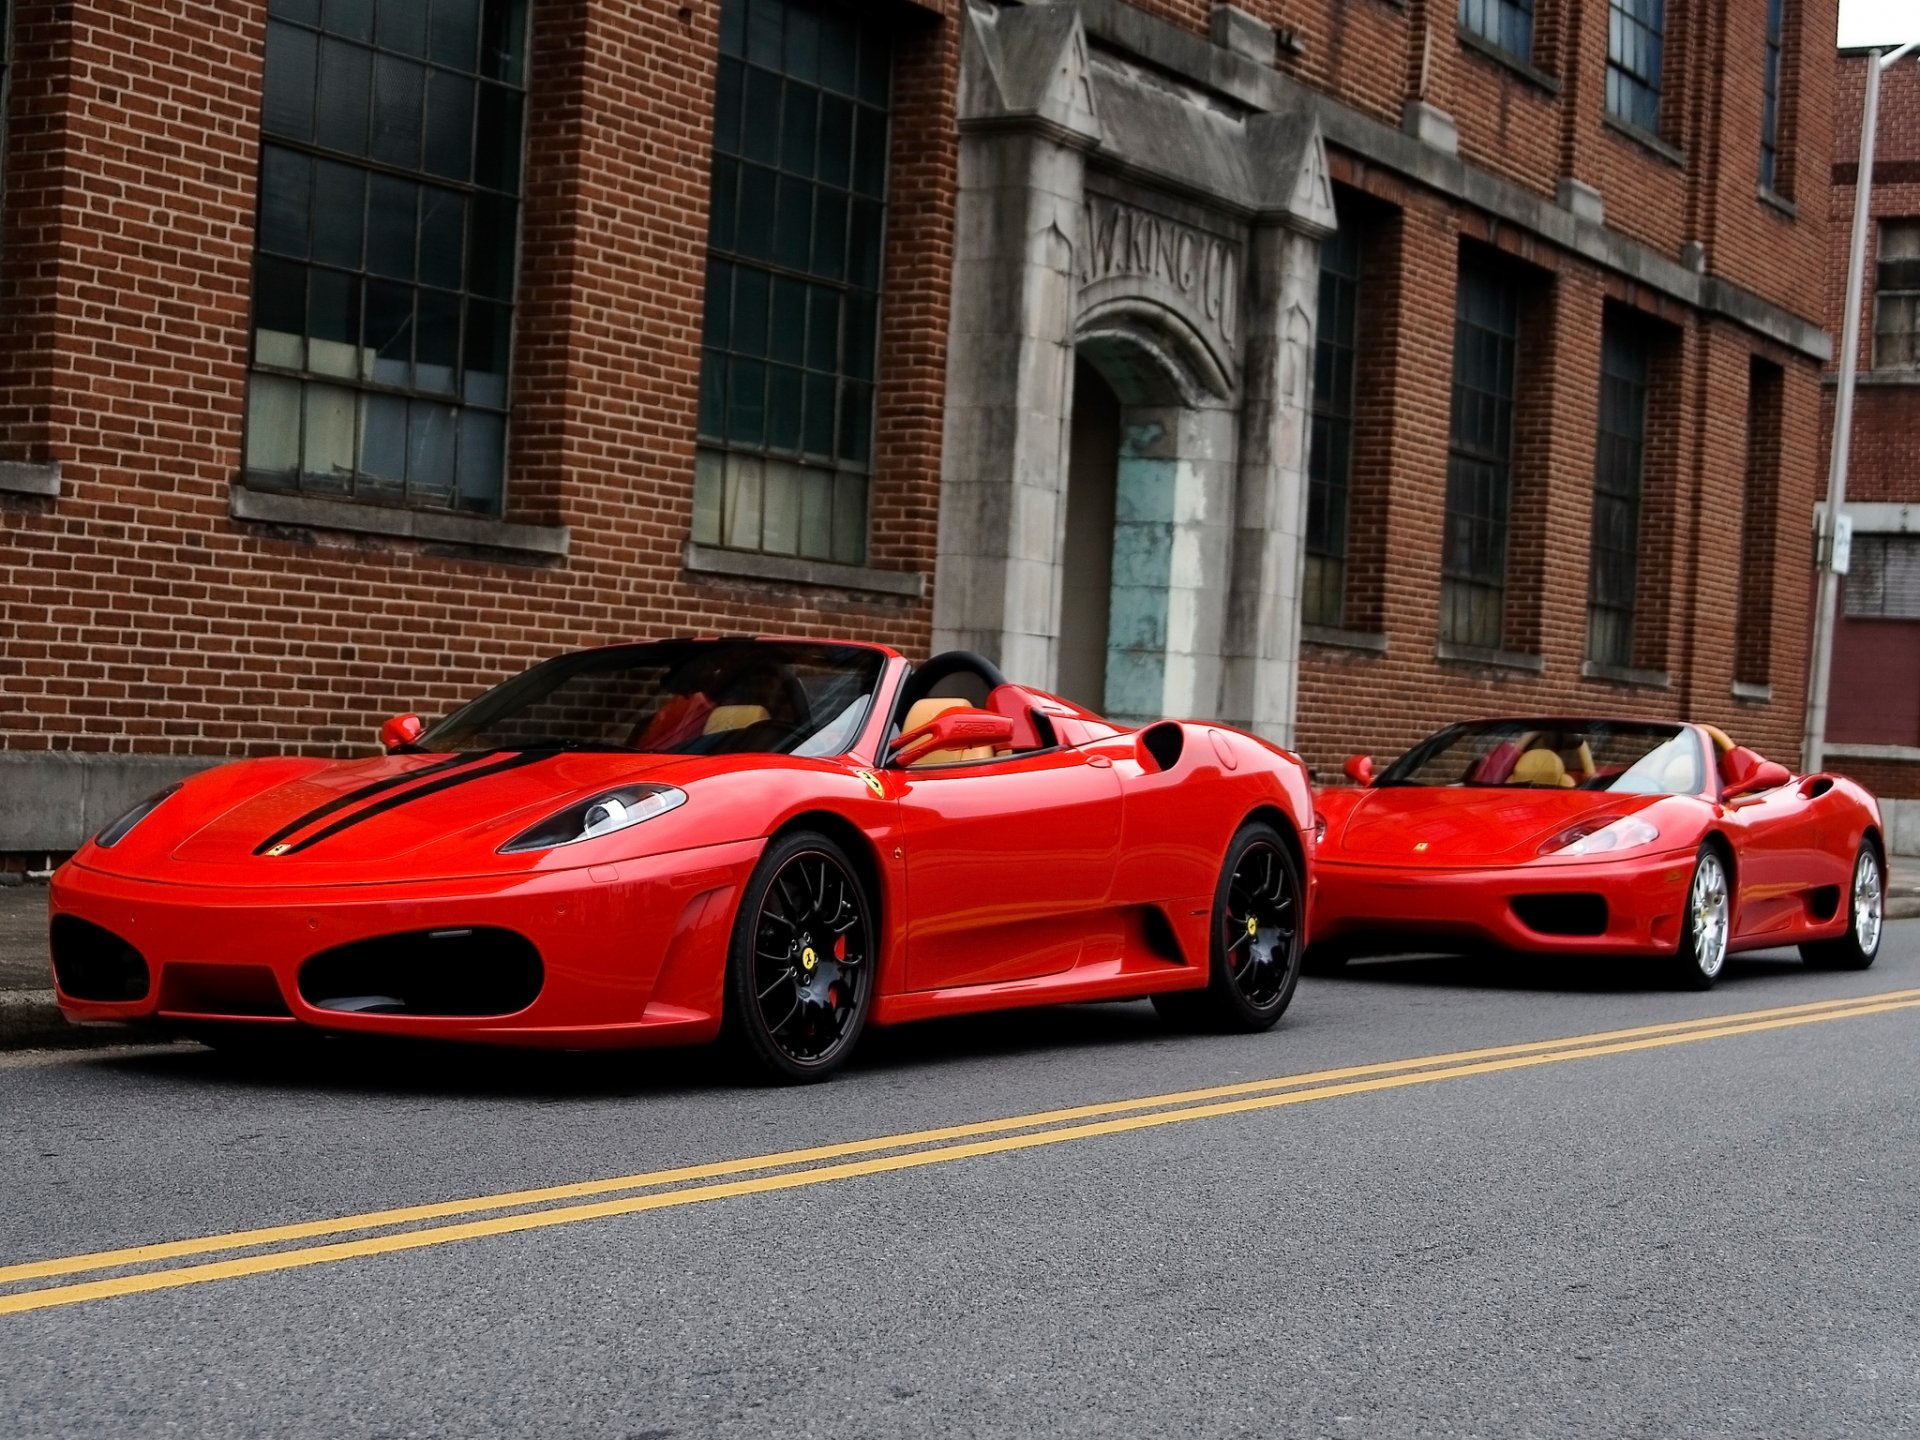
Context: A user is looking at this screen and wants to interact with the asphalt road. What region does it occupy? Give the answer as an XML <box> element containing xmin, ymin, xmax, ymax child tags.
<box><xmin>4</xmin><ymin>925</ymin><xmax>1918</xmax><ymax>1439</ymax></box>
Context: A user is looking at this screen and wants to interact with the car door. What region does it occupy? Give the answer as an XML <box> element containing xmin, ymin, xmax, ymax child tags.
<box><xmin>895</xmin><ymin>747</ymin><xmax>1123</xmax><ymax>992</ymax></box>
<box><xmin>1722</xmin><ymin>783</ymin><xmax>1824</xmax><ymax>940</ymax></box>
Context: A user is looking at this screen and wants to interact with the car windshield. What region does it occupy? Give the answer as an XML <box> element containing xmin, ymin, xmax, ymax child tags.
<box><xmin>418</xmin><ymin>641</ymin><xmax>887</xmax><ymax>757</ymax></box>
<box><xmin>1378</xmin><ymin>719</ymin><xmax>1703</xmax><ymax>795</ymax></box>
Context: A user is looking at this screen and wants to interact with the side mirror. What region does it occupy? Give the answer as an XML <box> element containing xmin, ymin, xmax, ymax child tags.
<box><xmin>379</xmin><ymin>713</ymin><xmax>425</xmax><ymax>752</ymax></box>
<box><xmin>1342</xmin><ymin>754</ymin><xmax>1375</xmax><ymax>787</ymax></box>
<box><xmin>1722</xmin><ymin>758</ymin><xmax>1791</xmax><ymax>800</ymax></box>
<box><xmin>889</xmin><ymin>708</ymin><xmax>1015</xmax><ymax>767</ymax></box>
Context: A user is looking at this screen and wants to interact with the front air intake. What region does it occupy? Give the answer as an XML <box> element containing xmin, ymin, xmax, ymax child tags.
<box><xmin>297</xmin><ymin>927</ymin><xmax>543</xmax><ymax>1017</ymax></box>
<box><xmin>1510</xmin><ymin>894</ymin><xmax>1609</xmax><ymax>937</ymax></box>
<box><xmin>50</xmin><ymin>916</ymin><xmax>151</xmax><ymax>1001</ymax></box>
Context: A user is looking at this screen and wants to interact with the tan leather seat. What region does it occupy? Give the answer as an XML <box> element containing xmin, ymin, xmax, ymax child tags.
<box><xmin>900</xmin><ymin>696</ymin><xmax>998</xmax><ymax>766</ymax></box>
<box><xmin>1508</xmin><ymin>748</ymin><xmax>1573</xmax><ymax>787</ymax></box>
<box><xmin>702</xmin><ymin>703</ymin><xmax>771</xmax><ymax>735</ymax></box>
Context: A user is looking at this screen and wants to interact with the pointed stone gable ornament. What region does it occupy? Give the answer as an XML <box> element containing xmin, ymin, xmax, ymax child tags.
<box><xmin>957</xmin><ymin>0</ymin><xmax>1103</xmax><ymax>148</ymax></box>
<box><xmin>1246</xmin><ymin>111</ymin><xmax>1336</xmax><ymax>237</ymax></box>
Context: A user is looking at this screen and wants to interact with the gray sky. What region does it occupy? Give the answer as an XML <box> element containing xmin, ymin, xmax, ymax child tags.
<box><xmin>1839</xmin><ymin>0</ymin><xmax>1920</xmax><ymax>47</ymax></box>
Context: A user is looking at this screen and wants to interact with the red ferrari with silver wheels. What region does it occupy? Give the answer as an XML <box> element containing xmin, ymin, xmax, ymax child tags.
<box><xmin>49</xmin><ymin>638</ymin><xmax>1317</xmax><ymax>1081</ymax></box>
<box><xmin>1311</xmin><ymin>717</ymin><xmax>1885</xmax><ymax>989</ymax></box>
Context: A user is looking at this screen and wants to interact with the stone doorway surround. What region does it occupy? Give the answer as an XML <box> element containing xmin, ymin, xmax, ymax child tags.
<box><xmin>933</xmin><ymin>0</ymin><xmax>1335</xmax><ymax>743</ymax></box>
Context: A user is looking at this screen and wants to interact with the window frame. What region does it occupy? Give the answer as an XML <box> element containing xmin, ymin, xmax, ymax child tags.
<box><xmin>241</xmin><ymin>0</ymin><xmax>533</xmax><ymax>517</ymax></box>
<box><xmin>1585</xmin><ymin>321</ymin><xmax>1653</xmax><ymax>669</ymax></box>
<box><xmin>1458</xmin><ymin>0</ymin><xmax>1535</xmax><ymax>66</ymax></box>
<box><xmin>1440</xmin><ymin>262</ymin><xmax>1521</xmax><ymax>652</ymax></box>
<box><xmin>1873</xmin><ymin>220</ymin><xmax>1920</xmax><ymax>372</ymax></box>
<box><xmin>1759</xmin><ymin>0</ymin><xmax>1785</xmax><ymax>194</ymax></box>
<box><xmin>1606</xmin><ymin>0</ymin><xmax>1667</xmax><ymax>137</ymax></box>
<box><xmin>692</xmin><ymin>0</ymin><xmax>894</xmax><ymax>570</ymax></box>
<box><xmin>1305</xmin><ymin>214</ymin><xmax>1362</xmax><ymax>631</ymax></box>
<box><xmin>1843</xmin><ymin>535</ymin><xmax>1920</xmax><ymax>622</ymax></box>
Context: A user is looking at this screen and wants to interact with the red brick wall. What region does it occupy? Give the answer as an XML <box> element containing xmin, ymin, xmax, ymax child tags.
<box><xmin>0</xmin><ymin>0</ymin><xmax>952</xmax><ymax>762</ymax></box>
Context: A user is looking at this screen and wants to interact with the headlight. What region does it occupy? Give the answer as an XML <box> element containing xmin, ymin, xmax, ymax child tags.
<box><xmin>499</xmin><ymin>785</ymin><xmax>686</xmax><ymax>854</ymax></box>
<box><xmin>1539</xmin><ymin>816</ymin><xmax>1660</xmax><ymax>857</ymax></box>
<box><xmin>94</xmin><ymin>785</ymin><xmax>181</xmax><ymax>849</ymax></box>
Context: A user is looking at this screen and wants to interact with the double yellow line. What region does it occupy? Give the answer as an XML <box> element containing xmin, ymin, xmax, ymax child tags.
<box><xmin>5</xmin><ymin>987</ymin><xmax>1916</xmax><ymax>1318</ymax></box>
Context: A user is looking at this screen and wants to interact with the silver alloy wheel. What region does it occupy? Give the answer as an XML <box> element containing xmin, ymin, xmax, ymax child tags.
<box><xmin>1854</xmin><ymin>848</ymin><xmax>1884</xmax><ymax>956</ymax></box>
<box><xmin>1692</xmin><ymin>851</ymin><xmax>1730</xmax><ymax>979</ymax></box>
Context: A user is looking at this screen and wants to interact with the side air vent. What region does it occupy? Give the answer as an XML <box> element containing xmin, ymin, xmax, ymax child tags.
<box><xmin>50</xmin><ymin>916</ymin><xmax>151</xmax><ymax>1002</ymax></box>
<box><xmin>1803</xmin><ymin>777</ymin><xmax>1834</xmax><ymax>799</ymax></box>
<box><xmin>1139</xmin><ymin>722</ymin><xmax>1185</xmax><ymax>773</ymax></box>
<box><xmin>298</xmin><ymin>928</ymin><xmax>544</xmax><ymax>1017</ymax></box>
<box><xmin>1510</xmin><ymin>894</ymin><xmax>1609</xmax><ymax>937</ymax></box>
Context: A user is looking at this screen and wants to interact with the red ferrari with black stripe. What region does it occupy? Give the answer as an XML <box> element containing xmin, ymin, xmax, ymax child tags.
<box><xmin>49</xmin><ymin>639</ymin><xmax>1316</xmax><ymax>1080</ymax></box>
<box><xmin>1310</xmin><ymin>717</ymin><xmax>1886</xmax><ymax>988</ymax></box>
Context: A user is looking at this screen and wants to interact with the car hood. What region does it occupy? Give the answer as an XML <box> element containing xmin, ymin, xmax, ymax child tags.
<box><xmin>78</xmin><ymin>749</ymin><xmax>769</xmax><ymax>887</ymax></box>
<box><xmin>1320</xmin><ymin>785</ymin><xmax>1677</xmax><ymax>868</ymax></box>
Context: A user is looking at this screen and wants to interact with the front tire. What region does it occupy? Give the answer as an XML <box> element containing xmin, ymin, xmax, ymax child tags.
<box><xmin>1673</xmin><ymin>844</ymin><xmax>1732</xmax><ymax>991</ymax></box>
<box><xmin>723</xmin><ymin>830</ymin><xmax>876</xmax><ymax>1084</ymax></box>
<box><xmin>1153</xmin><ymin>821</ymin><xmax>1303</xmax><ymax>1032</ymax></box>
<box><xmin>1801</xmin><ymin>843</ymin><xmax>1883</xmax><ymax>971</ymax></box>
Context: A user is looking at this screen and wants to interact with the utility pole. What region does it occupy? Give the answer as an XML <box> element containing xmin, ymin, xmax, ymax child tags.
<box><xmin>1806</xmin><ymin>39</ymin><xmax>1920</xmax><ymax>775</ymax></box>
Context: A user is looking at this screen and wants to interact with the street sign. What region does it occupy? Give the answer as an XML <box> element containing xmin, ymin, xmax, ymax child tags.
<box><xmin>1834</xmin><ymin>513</ymin><xmax>1853</xmax><ymax>576</ymax></box>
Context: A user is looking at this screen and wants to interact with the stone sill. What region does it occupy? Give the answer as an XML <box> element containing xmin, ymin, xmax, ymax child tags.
<box><xmin>1825</xmin><ymin>743</ymin><xmax>1920</xmax><ymax>764</ymax></box>
<box><xmin>1602</xmin><ymin>113</ymin><xmax>1686</xmax><ymax>168</ymax></box>
<box><xmin>1302</xmin><ymin>624</ymin><xmax>1388</xmax><ymax>654</ymax></box>
<box><xmin>1757</xmin><ymin>186</ymin><xmax>1798</xmax><ymax>220</ymax></box>
<box><xmin>1435</xmin><ymin>642</ymin><xmax>1544</xmax><ymax>673</ymax></box>
<box><xmin>0</xmin><ymin>461</ymin><xmax>61</xmax><ymax>498</ymax></box>
<box><xmin>1731</xmin><ymin>680</ymin><xmax>1774</xmax><ymax>704</ymax></box>
<box><xmin>1455</xmin><ymin>27</ymin><xmax>1561</xmax><ymax>96</ymax></box>
<box><xmin>1581</xmin><ymin>659</ymin><xmax>1671</xmax><ymax>689</ymax></box>
<box><xmin>232</xmin><ymin>484</ymin><xmax>570</xmax><ymax>560</ymax></box>
<box><xmin>684</xmin><ymin>541</ymin><xmax>924</xmax><ymax>599</ymax></box>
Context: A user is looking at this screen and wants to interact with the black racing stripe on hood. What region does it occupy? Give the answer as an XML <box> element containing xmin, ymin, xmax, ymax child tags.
<box><xmin>274</xmin><ymin>751</ymin><xmax>549</xmax><ymax>857</ymax></box>
<box><xmin>252</xmin><ymin>751</ymin><xmax>495</xmax><ymax>856</ymax></box>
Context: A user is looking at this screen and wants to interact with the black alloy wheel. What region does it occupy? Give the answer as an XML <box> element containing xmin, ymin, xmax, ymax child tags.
<box><xmin>725</xmin><ymin>830</ymin><xmax>875</xmax><ymax>1083</ymax></box>
<box><xmin>1154</xmin><ymin>821</ymin><xmax>1303</xmax><ymax>1032</ymax></box>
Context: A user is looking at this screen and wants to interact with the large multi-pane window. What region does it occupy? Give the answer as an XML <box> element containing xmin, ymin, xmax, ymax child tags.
<box><xmin>693</xmin><ymin>0</ymin><xmax>891</xmax><ymax>568</ymax></box>
<box><xmin>245</xmin><ymin>0</ymin><xmax>529</xmax><ymax>514</ymax></box>
<box><xmin>1607</xmin><ymin>0</ymin><xmax>1665</xmax><ymax>135</ymax></box>
<box><xmin>1845</xmin><ymin>537</ymin><xmax>1920</xmax><ymax>621</ymax></box>
<box><xmin>1873</xmin><ymin>220</ymin><xmax>1920</xmax><ymax>370</ymax></box>
<box><xmin>1586</xmin><ymin>323</ymin><xmax>1652</xmax><ymax>668</ymax></box>
<box><xmin>1459</xmin><ymin>0</ymin><xmax>1533</xmax><ymax>64</ymax></box>
<box><xmin>1760</xmin><ymin>0</ymin><xmax>1785</xmax><ymax>192</ymax></box>
<box><xmin>1305</xmin><ymin>219</ymin><xmax>1361</xmax><ymax>629</ymax></box>
<box><xmin>1441</xmin><ymin>265</ymin><xmax>1520</xmax><ymax>651</ymax></box>
<box><xmin>1735</xmin><ymin>360</ymin><xmax>1783</xmax><ymax>688</ymax></box>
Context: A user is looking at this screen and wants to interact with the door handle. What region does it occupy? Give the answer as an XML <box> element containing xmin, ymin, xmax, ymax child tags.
<box><xmin>1085</xmin><ymin>754</ymin><xmax>1113</xmax><ymax>769</ymax></box>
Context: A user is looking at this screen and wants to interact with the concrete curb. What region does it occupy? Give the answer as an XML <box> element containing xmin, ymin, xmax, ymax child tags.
<box><xmin>1890</xmin><ymin>894</ymin><xmax>1920</xmax><ymax>921</ymax></box>
<box><xmin>0</xmin><ymin>990</ymin><xmax>165</xmax><ymax>1052</ymax></box>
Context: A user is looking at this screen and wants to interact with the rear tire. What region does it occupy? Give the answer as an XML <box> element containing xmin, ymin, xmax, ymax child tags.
<box><xmin>1153</xmin><ymin>821</ymin><xmax>1303</xmax><ymax>1032</ymax></box>
<box><xmin>1801</xmin><ymin>843</ymin><xmax>1883</xmax><ymax>971</ymax></box>
<box><xmin>1673</xmin><ymin>844</ymin><xmax>1732</xmax><ymax>991</ymax></box>
<box><xmin>723</xmin><ymin>830</ymin><xmax>875</xmax><ymax>1084</ymax></box>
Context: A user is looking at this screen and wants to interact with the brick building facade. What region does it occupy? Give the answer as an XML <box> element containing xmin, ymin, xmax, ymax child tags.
<box><xmin>0</xmin><ymin>0</ymin><xmax>1837</xmax><ymax>862</ymax></box>
<box><xmin>1823</xmin><ymin>45</ymin><xmax>1920</xmax><ymax>821</ymax></box>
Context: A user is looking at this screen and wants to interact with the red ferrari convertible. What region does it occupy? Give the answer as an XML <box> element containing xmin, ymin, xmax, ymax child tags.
<box><xmin>1312</xmin><ymin>717</ymin><xmax>1885</xmax><ymax>988</ymax></box>
<box><xmin>49</xmin><ymin>639</ymin><xmax>1315</xmax><ymax>1080</ymax></box>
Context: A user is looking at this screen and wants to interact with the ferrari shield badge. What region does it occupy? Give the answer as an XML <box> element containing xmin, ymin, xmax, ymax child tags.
<box><xmin>856</xmin><ymin>769</ymin><xmax>885</xmax><ymax>799</ymax></box>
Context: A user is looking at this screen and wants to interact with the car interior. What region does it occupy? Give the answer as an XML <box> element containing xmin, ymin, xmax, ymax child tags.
<box><xmin>887</xmin><ymin>651</ymin><xmax>1060</xmax><ymax>768</ymax></box>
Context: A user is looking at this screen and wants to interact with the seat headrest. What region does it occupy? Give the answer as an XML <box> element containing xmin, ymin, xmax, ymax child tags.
<box><xmin>1509</xmin><ymin>748</ymin><xmax>1571</xmax><ymax>787</ymax></box>
<box><xmin>702</xmin><ymin>704</ymin><xmax>771</xmax><ymax>736</ymax></box>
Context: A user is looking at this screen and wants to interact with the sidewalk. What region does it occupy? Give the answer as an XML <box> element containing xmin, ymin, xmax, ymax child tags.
<box><xmin>3</xmin><ymin>857</ymin><xmax>1919</xmax><ymax>1050</ymax></box>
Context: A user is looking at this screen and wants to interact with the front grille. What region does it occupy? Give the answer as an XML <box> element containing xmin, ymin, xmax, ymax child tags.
<box><xmin>49</xmin><ymin>916</ymin><xmax>151</xmax><ymax>1002</ymax></box>
<box><xmin>158</xmin><ymin>964</ymin><xmax>292</xmax><ymax>1018</ymax></box>
<box><xmin>297</xmin><ymin>927</ymin><xmax>543</xmax><ymax>1017</ymax></box>
<box><xmin>1510</xmin><ymin>893</ymin><xmax>1609</xmax><ymax>937</ymax></box>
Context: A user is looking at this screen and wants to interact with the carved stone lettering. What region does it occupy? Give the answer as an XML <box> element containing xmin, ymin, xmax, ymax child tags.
<box><xmin>1079</xmin><ymin>194</ymin><xmax>1242</xmax><ymax>360</ymax></box>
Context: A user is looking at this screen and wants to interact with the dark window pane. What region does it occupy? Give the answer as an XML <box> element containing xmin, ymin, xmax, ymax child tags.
<box><xmin>474</xmin><ymin>84</ymin><xmax>522</xmax><ymax>191</ymax></box>
<box><xmin>719</xmin><ymin>0</ymin><xmax>747</xmax><ymax>59</ymax></box>
<box><xmin>785</xmin><ymin>5</ymin><xmax>818</xmax><ymax>83</ymax></box>
<box><xmin>817</xmin><ymin>94</ymin><xmax>852</xmax><ymax>188</ymax></box>
<box><xmin>741</xmin><ymin>68</ymin><xmax>782</xmax><ymax>167</ymax></box>
<box><xmin>311</xmin><ymin>160</ymin><xmax>367</xmax><ymax>267</ymax></box>
<box><xmin>806</xmin><ymin>286</ymin><xmax>839</xmax><ymax>371</ymax></box>
<box><xmin>255</xmin><ymin>256</ymin><xmax>309</xmax><ymax>358</ymax></box>
<box><xmin>747</xmin><ymin>0</ymin><xmax>783</xmax><ymax>67</ymax></box>
<box><xmin>430</xmin><ymin>0</ymin><xmax>482</xmax><ymax>69</ymax></box>
<box><xmin>263</xmin><ymin>23</ymin><xmax>318</xmax><ymax>142</ymax></box>
<box><xmin>770</xmin><ymin>276</ymin><xmax>807</xmax><ymax>365</ymax></box>
<box><xmin>375</xmin><ymin>0</ymin><xmax>427</xmax><ymax>55</ymax></box>
<box><xmin>851</xmin><ymin>108</ymin><xmax>886</xmax><ymax>198</ymax></box>
<box><xmin>703</xmin><ymin>261</ymin><xmax>733</xmax><ymax>350</ymax></box>
<box><xmin>847</xmin><ymin>198</ymin><xmax>882</xmax><ymax>288</ymax></box>
<box><xmin>308</xmin><ymin>268</ymin><xmax>363</xmax><ymax>376</ymax></box>
<box><xmin>844</xmin><ymin>291</ymin><xmax>876</xmax><ymax>381</ymax></box>
<box><xmin>324</xmin><ymin>0</ymin><xmax>375</xmax><ymax>42</ymax></box>
<box><xmin>424</xmin><ymin>71</ymin><xmax>476</xmax><ymax>180</ymax></box>
<box><xmin>469</xmin><ymin>194</ymin><xmax>517</xmax><ymax>300</ymax></box>
<box><xmin>419</xmin><ymin>188</ymin><xmax>466</xmax><ymax>289</ymax></box>
<box><xmin>767</xmin><ymin>364</ymin><xmax>803</xmax><ymax>451</ymax></box>
<box><xmin>271</xmin><ymin>0</ymin><xmax>321</xmax><ymax>24</ymax></box>
<box><xmin>715</xmin><ymin>58</ymin><xmax>745</xmax><ymax>159</ymax></box>
<box><xmin>729</xmin><ymin>357</ymin><xmax>767</xmax><ymax>444</ymax></box>
<box><xmin>773</xmin><ymin>175</ymin><xmax>813</xmax><ymax>270</ymax></box>
<box><xmin>732</xmin><ymin>266</ymin><xmax>770</xmax><ymax>358</ymax></box>
<box><xmin>780</xmin><ymin>81</ymin><xmax>818</xmax><ymax>177</ymax></box>
<box><xmin>315</xmin><ymin>38</ymin><xmax>373</xmax><ymax>156</ymax></box>
<box><xmin>259</xmin><ymin>146</ymin><xmax>314</xmax><ymax>259</ymax></box>
<box><xmin>371</xmin><ymin>55</ymin><xmax>426</xmax><ymax>168</ymax></box>
<box><xmin>479</xmin><ymin>0</ymin><xmax>528</xmax><ymax>85</ymax></box>
<box><xmin>819</xmin><ymin>9</ymin><xmax>857</xmax><ymax>94</ymax></box>
<box><xmin>838</xmin><ymin>380</ymin><xmax>871</xmax><ymax>464</ymax></box>
<box><xmin>464</xmin><ymin>299</ymin><xmax>512</xmax><ymax>406</ymax></box>
<box><xmin>858</xmin><ymin>31</ymin><xmax>890</xmax><ymax>107</ymax></box>
<box><xmin>366</xmin><ymin>279</ymin><xmax>414</xmax><ymax>386</ymax></box>
<box><xmin>416</xmin><ymin>288</ymin><xmax>461</xmax><ymax>394</ymax></box>
<box><xmin>810</xmin><ymin>191</ymin><xmax>846</xmax><ymax>279</ymax></box>
<box><xmin>708</xmin><ymin>158</ymin><xmax>739</xmax><ymax>255</ymax></box>
<box><xmin>699</xmin><ymin>353</ymin><xmax>727</xmax><ymax>437</ymax></box>
<box><xmin>735</xmin><ymin>166</ymin><xmax>776</xmax><ymax>262</ymax></box>
<box><xmin>802</xmin><ymin>372</ymin><xmax>834</xmax><ymax>455</ymax></box>
<box><xmin>368</xmin><ymin>174</ymin><xmax>419</xmax><ymax>278</ymax></box>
